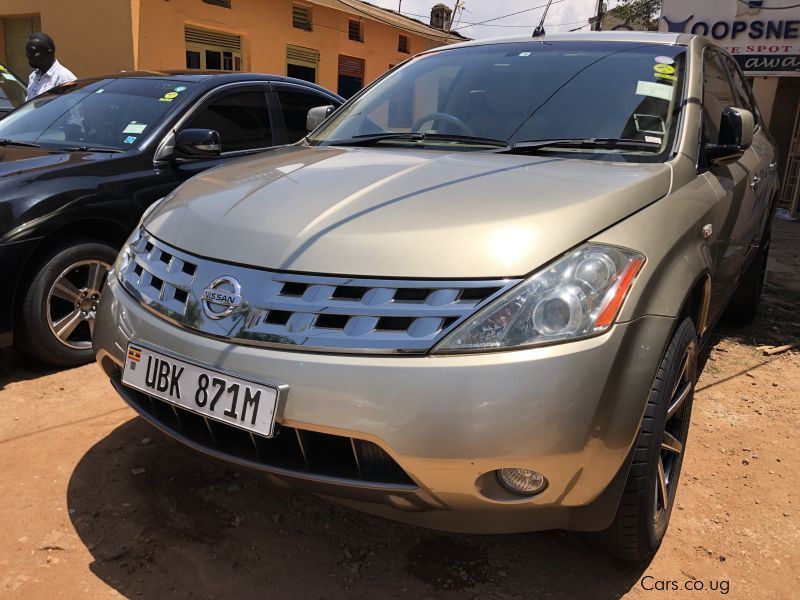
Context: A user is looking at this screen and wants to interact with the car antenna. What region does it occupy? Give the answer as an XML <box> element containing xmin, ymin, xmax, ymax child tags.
<box><xmin>532</xmin><ymin>0</ymin><xmax>554</xmax><ymax>37</ymax></box>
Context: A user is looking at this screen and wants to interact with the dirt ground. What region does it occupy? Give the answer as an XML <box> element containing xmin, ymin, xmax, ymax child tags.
<box><xmin>1</xmin><ymin>221</ymin><xmax>799</xmax><ymax>600</ymax></box>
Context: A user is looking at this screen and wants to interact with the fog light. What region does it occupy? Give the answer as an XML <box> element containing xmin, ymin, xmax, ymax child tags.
<box><xmin>497</xmin><ymin>468</ymin><xmax>547</xmax><ymax>495</ymax></box>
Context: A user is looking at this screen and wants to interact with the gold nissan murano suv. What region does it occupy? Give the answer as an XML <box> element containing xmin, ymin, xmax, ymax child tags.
<box><xmin>94</xmin><ymin>32</ymin><xmax>778</xmax><ymax>561</ymax></box>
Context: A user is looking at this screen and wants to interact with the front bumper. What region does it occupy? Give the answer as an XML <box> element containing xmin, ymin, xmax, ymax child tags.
<box><xmin>94</xmin><ymin>276</ymin><xmax>675</xmax><ymax>533</ymax></box>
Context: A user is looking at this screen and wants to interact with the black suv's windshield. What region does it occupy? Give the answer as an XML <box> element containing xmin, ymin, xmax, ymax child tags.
<box><xmin>311</xmin><ymin>41</ymin><xmax>686</xmax><ymax>162</ymax></box>
<box><xmin>0</xmin><ymin>78</ymin><xmax>195</xmax><ymax>150</ymax></box>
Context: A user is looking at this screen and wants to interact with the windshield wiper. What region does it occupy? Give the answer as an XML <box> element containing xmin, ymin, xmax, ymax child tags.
<box><xmin>0</xmin><ymin>138</ymin><xmax>40</xmax><ymax>148</ymax></box>
<box><xmin>506</xmin><ymin>138</ymin><xmax>661</xmax><ymax>154</ymax></box>
<box><xmin>326</xmin><ymin>132</ymin><xmax>509</xmax><ymax>148</ymax></box>
<box><xmin>54</xmin><ymin>145</ymin><xmax>123</xmax><ymax>153</ymax></box>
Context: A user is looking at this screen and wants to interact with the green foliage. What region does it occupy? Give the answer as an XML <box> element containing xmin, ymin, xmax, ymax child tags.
<box><xmin>612</xmin><ymin>0</ymin><xmax>662</xmax><ymax>31</ymax></box>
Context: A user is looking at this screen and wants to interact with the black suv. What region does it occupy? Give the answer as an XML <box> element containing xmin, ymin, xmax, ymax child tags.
<box><xmin>0</xmin><ymin>71</ymin><xmax>342</xmax><ymax>365</ymax></box>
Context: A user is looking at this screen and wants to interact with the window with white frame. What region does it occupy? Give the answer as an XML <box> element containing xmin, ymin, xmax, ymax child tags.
<box><xmin>185</xmin><ymin>26</ymin><xmax>242</xmax><ymax>71</ymax></box>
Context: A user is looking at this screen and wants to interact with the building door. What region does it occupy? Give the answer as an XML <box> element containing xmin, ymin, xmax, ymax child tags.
<box><xmin>338</xmin><ymin>55</ymin><xmax>364</xmax><ymax>99</ymax></box>
<box><xmin>2</xmin><ymin>15</ymin><xmax>42</xmax><ymax>80</ymax></box>
<box><xmin>781</xmin><ymin>98</ymin><xmax>800</xmax><ymax>218</ymax></box>
<box><xmin>185</xmin><ymin>26</ymin><xmax>242</xmax><ymax>71</ymax></box>
<box><xmin>286</xmin><ymin>45</ymin><xmax>319</xmax><ymax>84</ymax></box>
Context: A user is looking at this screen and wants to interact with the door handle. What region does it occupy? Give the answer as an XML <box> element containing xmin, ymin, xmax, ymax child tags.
<box><xmin>751</xmin><ymin>175</ymin><xmax>762</xmax><ymax>191</ymax></box>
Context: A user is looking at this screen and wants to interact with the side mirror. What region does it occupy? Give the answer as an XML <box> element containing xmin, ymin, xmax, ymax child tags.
<box><xmin>306</xmin><ymin>105</ymin><xmax>336</xmax><ymax>132</ymax></box>
<box><xmin>704</xmin><ymin>107</ymin><xmax>754</xmax><ymax>167</ymax></box>
<box><xmin>174</xmin><ymin>128</ymin><xmax>221</xmax><ymax>160</ymax></box>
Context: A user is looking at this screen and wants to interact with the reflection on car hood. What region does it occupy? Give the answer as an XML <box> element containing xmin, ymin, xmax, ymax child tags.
<box><xmin>0</xmin><ymin>145</ymin><xmax>110</xmax><ymax>179</ymax></box>
<box><xmin>145</xmin><ymin>146</ymin><xmax>672</xmax><ymax>278</ymax></box>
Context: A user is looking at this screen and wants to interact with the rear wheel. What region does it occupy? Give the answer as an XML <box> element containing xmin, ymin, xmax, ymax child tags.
<box><xmin>599</xmin><ymin>317</ymin><xmax>697</xmax><ymax>561</ymax></box>
<box><xmin>17</xmin><ymin>240</ymin><xmax>117</xmax><ymax>367</ymax></box>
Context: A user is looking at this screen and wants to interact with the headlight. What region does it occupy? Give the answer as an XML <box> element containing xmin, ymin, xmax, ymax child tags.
<box><xmin>432</xmin><ymin>244</ymin><xmax>644</xmax><ymax>354</ymax></box>
<box><xmin>113</xmin><ymin>225</ymin><xmax>143</xmax><ymax>279</ymax></box>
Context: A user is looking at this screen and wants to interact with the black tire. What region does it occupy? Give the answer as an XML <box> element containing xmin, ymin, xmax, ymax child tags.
<box><xmin>724</xmin><ymin>225</ymin><xmax>770</xmax><ymax>325</ymax></box>
<box><xmin>599</xmin><ymin>317</ymin><xmax>697</xmax><ymax>561</ymax></box>
<box><xmin>16</xmin><ymin>240</ymin><xmax>118</xmax><ymax>367</ymax></box>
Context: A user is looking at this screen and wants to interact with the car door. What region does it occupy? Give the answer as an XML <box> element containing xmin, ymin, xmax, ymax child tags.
<box><xmin>270</xmin><ymin>82</ymin><xmax>342</xmax><ymax>145</ymax></box>
<box><xmin>722</xmin><ymin>53</ymin><xmax>776</xmax><ymax>246</ymax></box>
<box><xmin>701</xmin><ymin>48</ymin><xmax>761</xmax><ymax>324</ymax></box>
<box><xmin>167</xmin><ymin>83</ymin><xmax>277</xmax><ymax>184</ymax></box>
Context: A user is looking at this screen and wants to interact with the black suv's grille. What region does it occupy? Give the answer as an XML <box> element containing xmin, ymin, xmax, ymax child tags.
<box><xmin>115</xmin><ymin>378</ymin><xmax>414</xmax><ymax>488</ymax></box>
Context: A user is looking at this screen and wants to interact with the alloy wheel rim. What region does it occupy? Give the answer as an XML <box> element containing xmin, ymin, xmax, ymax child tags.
<box><xmin>45</xmin><ymin>259</ymin><xmax>111</xmax><ymax>351</ymax></box>
<box><xmin>654</xmin><ymin>337</ymin><xmax>696</xmax><ymax>521</ymax></box>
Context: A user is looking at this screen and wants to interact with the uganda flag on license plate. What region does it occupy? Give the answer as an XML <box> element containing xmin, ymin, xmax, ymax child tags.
<box><xmin>128</xmin><ymin>346</ymin><xmax>142</xmax><ymax>368</ymax></box>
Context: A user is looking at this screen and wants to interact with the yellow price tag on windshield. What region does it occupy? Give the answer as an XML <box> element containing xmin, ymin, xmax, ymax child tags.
<box><xmin>654</xmin><ymin>64</ymin><xmax>676</xmax><ymax>75</ymax></box>
<box><xmin>164</xmin><ymin>92</ymin><xmax>179</xmax><ymax>99</ymax></box>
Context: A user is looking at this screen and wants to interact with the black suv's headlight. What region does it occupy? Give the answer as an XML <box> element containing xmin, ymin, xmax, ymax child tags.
<box><xmin>432</xmin><ymin>244</ymin><xmax>645</xmax><ymax>354</ymax></box>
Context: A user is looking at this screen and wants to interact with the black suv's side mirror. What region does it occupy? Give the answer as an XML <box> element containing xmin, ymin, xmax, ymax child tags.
<box><xmin>174</xmin><ymin>128</ymin><xmax>221</xmax><ymax>160</ymax></box>
<box><xmin>306</xmin><ymin>105</ymin><xmax>336</xmax><ymax>133</ymax></box>
<box><xmin>704</xmin><ymin>107</ymin><xmax>754</xmax><ymax>167</ymax></box>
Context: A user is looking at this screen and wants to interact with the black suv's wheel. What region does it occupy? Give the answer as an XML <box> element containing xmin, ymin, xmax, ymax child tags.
<box><xmin>724</xmin><ymin>224</ymin><xmax>770</xmax><ymax>325</ymax></box>
<box><xmin>17</xmin><ymin>240</ymin><xmax>117</xmax><ymax>367</ymax></box>
<box><xmin>600</xmin><ymin>317</ymin><xmax>697</xmax><ymax>561</ymax></box>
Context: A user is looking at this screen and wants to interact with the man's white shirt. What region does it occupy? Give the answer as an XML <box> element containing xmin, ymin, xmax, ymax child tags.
<box><xmin>26</xmin><ymin>59</ymin><xmax>76</xmax><ymax>100</ymax></box>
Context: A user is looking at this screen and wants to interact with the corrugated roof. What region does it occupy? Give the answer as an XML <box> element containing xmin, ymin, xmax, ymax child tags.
<box><xmin>308</xmin><ymin>0</ymin><xmax>470</xmax><ymax>42</ymax></box>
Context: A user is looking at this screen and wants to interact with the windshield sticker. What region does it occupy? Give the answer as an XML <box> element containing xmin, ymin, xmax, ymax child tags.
<box><xmin>174</xmin><ymin>86</ymin><xmax>187</xmax><ymax>92</ymax></box>
<box><xmin>0</xmin><ymin>65</ymin><xmax>5</xmax><ymax>71</ymax></box>
<box><xmin>518</xmin><ymin>51</ymin><xmax>532</xmax><ymax>57</ymax></box>
<box><xmin>1</xmin><ymin>73</ymin><xmax>13</xmax><ymax>80</ymax></box>
<box><xmin>123</xmin><ymin>136</ymin><xmax>137</xmax><ymax>144</ymax></box>
<box><xmin>636</xmin><ymin>80</ymin><xmax>674</xmax><ymax>101</ymax></box>
<box><xmin>164</xmin><ymin>91</ymin><xmax>179</xmax><ymax>99</ymax></box>
<box><xmin>123</xmin><ymin>122</ymin><xmax>147</xmax><ymax>134</ymax></box>
<box><xmin>655</xmin><ymin>73</ymin><xmax>678</xmax><ymax>83</ymax></box>
<box><xmin>655</xmin><ymin>56</ymin><xmax>675</xmax><ymax>65</ymax></box>
<box><xmin>645</xmin><ymin>135</ymin><xmax>662</xmax><ymax>144</ymax></box>
<box><xmin>95</xmin><ymin>88</ymin><xmax>105</xmax><ymax>94</ymax></box>
<box><xmin>158</xmin><ymin>97</ymin><xmax>173</xmax><ymax>102</ymax></box>
<box><xmin>654</xmin><ymin>64</ymin><xmax>676</xmax><ymax>76</ymax></box>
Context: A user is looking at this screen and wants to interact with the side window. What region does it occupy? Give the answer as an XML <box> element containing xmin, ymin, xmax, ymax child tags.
<box><xmin>185</xmin><ymin>89</ymin><xmax>272</xmax><ymax>152</ymax></box>
<box><xmin>723</xmin><ymin>56</ymin><xmax>756</xmax><ymax>118</ymax></box>
<box><xmin>702</xmin><ymin>51</ymin><xmax>736</xmax><ymax>144</ymax></box>
<box><xmin>276</xmin><ymin>88</ymin><xmax>338</xmax><ymax>142</ymax></box>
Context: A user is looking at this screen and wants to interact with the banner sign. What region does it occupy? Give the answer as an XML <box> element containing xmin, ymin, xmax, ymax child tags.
<box><xmin>660</xmin><ymin>0</ymin><xmax>800</xmax><ymax>76</ymax></box>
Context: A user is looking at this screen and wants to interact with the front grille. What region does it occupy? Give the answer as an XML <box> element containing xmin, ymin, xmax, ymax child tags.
<box><xmin>119</xmin><ymin>227</ymin><xmax>198</xmax><ymax>320</ymax></box>
<box><xmin>118</xmin><ymin>378</ymin><xmax>414</xmax><ymax>487</ymax></box>
<box><xmin>118</xmin><ymin>229</ymin><xmax>521</xmax><ymax>354</ymax></box>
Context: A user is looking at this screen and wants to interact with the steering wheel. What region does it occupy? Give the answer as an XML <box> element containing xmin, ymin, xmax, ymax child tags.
<box><xmin>411</xmin><ymin>112</ymin><xmax>477</xmax><ymax>137</ymax></box>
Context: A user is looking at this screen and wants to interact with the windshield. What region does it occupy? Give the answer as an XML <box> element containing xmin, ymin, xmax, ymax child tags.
<box><xmin>0</xmin><ymin>77</ymin><xmax>195</xmax><ymax>149</ymax></box>
<box><xmin>0</xmin><ymin>65</ymin><xmax>26</xmax><ymax>112</ymax></box>
<box><xmin>311</xmin><ymin>41</ymin><xmax>687</xmax><ymax>161</ymax></box>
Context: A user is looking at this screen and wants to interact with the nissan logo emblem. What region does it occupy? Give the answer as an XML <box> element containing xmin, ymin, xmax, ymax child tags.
<box><xmin>200</xmin><ymin>276</ymin><xmax>242</xmax><ymax>320</ymax></box>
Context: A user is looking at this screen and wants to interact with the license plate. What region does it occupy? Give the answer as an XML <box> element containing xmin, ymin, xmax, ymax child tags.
<box><xmin>122</xmin><ymin>343</ymin><xmax>279</xmax><ymax>437</ymax></box>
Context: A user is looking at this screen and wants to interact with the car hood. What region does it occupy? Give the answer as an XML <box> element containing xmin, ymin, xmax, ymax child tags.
<box><xmin>145</xmin><ymin>146</ymin><xmax>672</xmax><ymax>278</ymax></box>
<box><xmin>0</xmin><ymin>145</ymin><xmax>110</xmax><ymax>179</ymax></box>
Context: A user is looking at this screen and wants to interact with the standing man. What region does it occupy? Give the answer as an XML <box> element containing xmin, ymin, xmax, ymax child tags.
<box><xmin>25</xmin><ymin>33</ymin><xmax>76</xmax><ymax>100</ymax></box>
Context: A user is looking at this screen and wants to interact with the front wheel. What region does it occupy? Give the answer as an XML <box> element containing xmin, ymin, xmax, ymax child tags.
<box><xmin>600</xmin><ymin>317</ymin><xmax>697</xmax><ymax>561</ymax></box>
<box><xmin>17</xmin><ymin>240</ymin><xmax>117</xmax><ymax>367</ymax></box>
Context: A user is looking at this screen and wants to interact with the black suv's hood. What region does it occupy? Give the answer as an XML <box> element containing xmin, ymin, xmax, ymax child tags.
<box><xmin>0</xmin><ymin>146</ymin><xmax>108</xmax><ymax>178</ymax></box>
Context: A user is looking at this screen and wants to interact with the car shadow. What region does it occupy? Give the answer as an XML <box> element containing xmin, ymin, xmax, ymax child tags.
<box><xmin>0</xmin><ymin>348</ymin><xmax>63</xmax><ymax>390</ymax></box>
<box><xmin>68</xmin><ymin>418</ymin><xmax>650</xmax><ymax>600</ymax></box>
